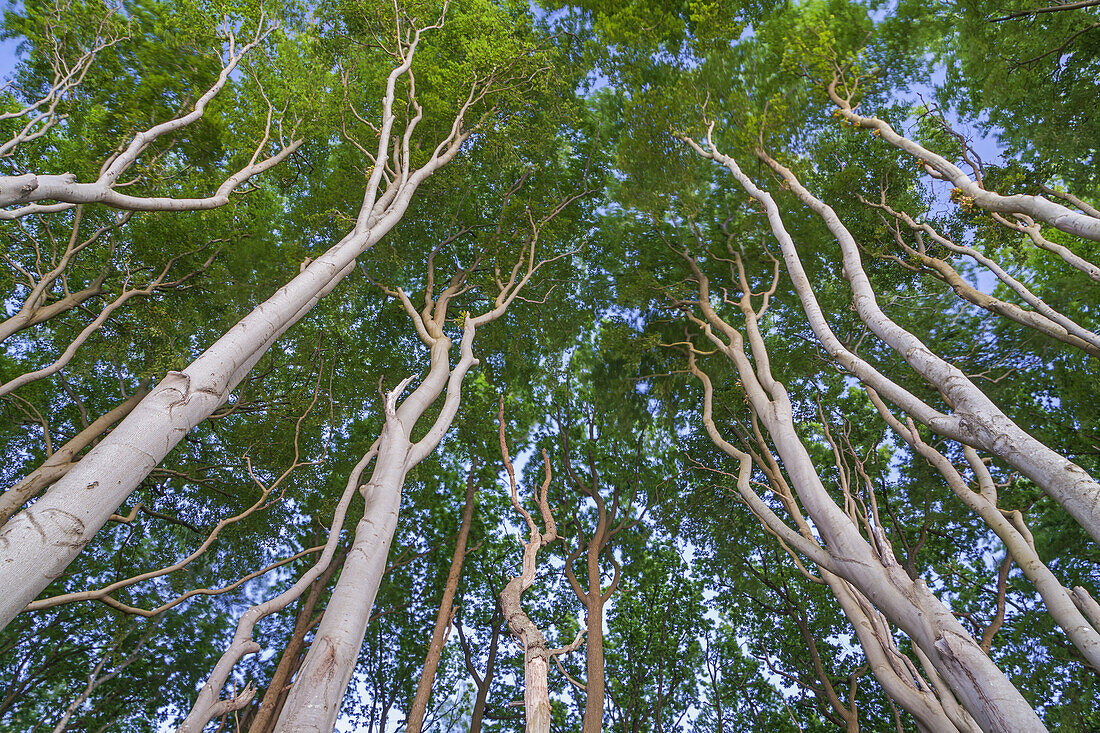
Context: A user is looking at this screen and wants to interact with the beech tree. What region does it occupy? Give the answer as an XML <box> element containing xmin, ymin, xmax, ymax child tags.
<box><xmin>0</xmin><ymin>0</ymin><xmax>550</xmax><ymax>626</ymax></box>
<box><xmin>3</xmin><ymin>0</ymin><xmax>1100</xmax><ymax>731</ymax></box>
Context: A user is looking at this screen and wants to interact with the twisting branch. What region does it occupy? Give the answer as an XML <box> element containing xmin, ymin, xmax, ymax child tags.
<box><xmin>269</xmin><ymin>142</ymin><xmax>586</xmax><ymax>731</ymax></box>
<box><xmin>987</xmin><ymin>210</ymin><xmax>1100</xmax><ymax>281</ymax></box>
<box><xmin>683</xmin><ymin>125</ymin><xmax>1100</xmax><ymax>547</ymax></box>
<box><xmin>552</xmin><ymin>395</ymin><xmax>647</xmax><ymax>732</ymax></box>
<box><xmin>0</xmin><ymin>207</ymin><xmax>133</xmax><ymax>344</ymax></box>
<box><xmin>1039</xmin><ymin>184</ymin><xmax>1100</xmax><ymax>219</ymax></box>
<box><xmin>825</xmin><ymin>74</ymin><xmax>1100</xmax><ymax>244</ymax></box>
<box><xmin>0</xmin><ymin>244</ymin><xmax>223</xmax><ymax>398</ymax></box>
<box><xmin>979</xmin><ymin>557</ymin><xmax>1013</xmax><ymax>653</ymax></box>
<box><xmin>95</xmin><ymin>546</ymin><xmax>325</xmax><ymax>618</ymax></box>
<box><xmin>685</xmin><ymin>354</ymin><xmax>836</xmax><ymax>572</ymax></box>
<box><xmin>865</xmin><ymin>386</ymin><xmax>1100</xmax><ymax>671</ymax></box>
<box><xmin>1009</xmin><ymin>21</ymin><xmax>1100</xmax><ymax>68</ymax></box>
<box><xmin>0</xmin><ymin>12</ymin><xmax>304</xmax><ymax>218</ymax></box>
<box><xmin>23</xmin><ymin>357</ymin><xmax>332</xmax><ymax>613</ymax></box>
<box><xmin>498</xmin><ymin>399</ymin><xmax>584</xmax><ymax>733</ymax></box>
<box><xmin>860</xmin><ymin>195</ymin><xmax>1100</xmax><ymax>355</ymax></box>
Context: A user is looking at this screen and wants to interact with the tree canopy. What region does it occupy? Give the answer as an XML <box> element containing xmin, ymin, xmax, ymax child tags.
<box><xmin>1</xmin><ymin>0</ymin><xmax>1099</xmax><ymax>731</ymax></box>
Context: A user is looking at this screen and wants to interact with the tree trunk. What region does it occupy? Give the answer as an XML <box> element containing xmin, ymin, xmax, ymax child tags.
<box><xmin>524</xmin><ymin>651</ymin><xmax>553</xmax><ymax>733</ymax></box>
<box><xmin>581</xmin><ymin>584</ymin><xmax>605</xmax><ymax>733</ymax></box>
<box><xmin>273</xmin><ymin>322</ymin><xmax>482</xmax><ymax>730</ymax></box>
<box><xmin>270</xmin><ymin>417</ymin><xmax>411</xmax><ymax>733</ymax></box>
<box><xmin>406</xmin><ymin>462</ymin><xmax>478</xmax><ymax>733</ymax></box>
<box><xmin>467</xmin><ymin>612</ymin><xmax>502</xmax><ymax>733</ymax></box>
<box><xmin>868</xmin><ymin>393</ymin><xmax>1100</xmax><ymax>673</ymax></box>
<box><xmin>824</xmin><ymin>573</ymin><xmax>971</xmax><ymax>731</ymax></box>
<box><xmin>0</xmin><ymin>129</ymin><xmax>468</xmax><ymax>630</ymax></box>
<box><xmin>757</xmin><ymin>371</ymin><xmax>1042</xmax><ymax>731</ymax></box>
<box><xmin>269</xmin><ymin>216</ymin><xmax>557</xmax><ymax>729</ymax></box>
<box><xmin>0</xmin><ymin>33</ymin><xmax>479</xmax><ymax>629</ymax></box>
<box><xmin>247</xmin><ymin>546</ymin><xmax>345</xmax><ymax>733</ymax></box>
<box><xmin>502</xmin><ymin>572</ymin><xmax>555</xmax><ymax>733</ymax></box>
<box><xmin>498</xmin><ymin>422</ymin><xmax>567</xmax><ymax>733</ymax></box>
<box><xmin>678</xmin><ymin>250</ymin><xmax>1043</xmax><ymax>731</ymax></box>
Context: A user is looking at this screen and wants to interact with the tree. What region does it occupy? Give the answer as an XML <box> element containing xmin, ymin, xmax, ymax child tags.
<box><xmin>0</xmin><ymin>0</ymin><xmax>547</xmax><ymax>627</ymax></box>
<box><xmin>3</xmin><ymin>0</ymin><xmax>1100</xmax><ymax>730</ymax></box>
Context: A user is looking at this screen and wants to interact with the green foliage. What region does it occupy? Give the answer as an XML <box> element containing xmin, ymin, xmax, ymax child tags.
<box><xmin>3</xmin><ymin>0</ymin><xmax>1100</xmax><ymax>730</ymax></box>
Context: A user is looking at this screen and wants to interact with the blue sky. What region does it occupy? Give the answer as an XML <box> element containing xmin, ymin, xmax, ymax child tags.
<box><xmin>0</xmin><ymin>0</ymin><xmax>20</xmax><ymax>82</ymax></box>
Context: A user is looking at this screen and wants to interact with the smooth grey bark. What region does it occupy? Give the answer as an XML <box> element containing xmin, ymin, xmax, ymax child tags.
<box><xmin>0</xmin><ymin>34</ymin><xmax>474</xmax><ymax>629</ymax></box>
<box><xmin>270</xmin><ymin>412</ymin><xmax>410</xmax><ymax>733</ymax></box>
<box><xmin>868</xmin><ymin>390</ymin><xmax>1100</xmax><ymax>673</ymax></box>
<box><xmin>724</xmin><ymin>346</ymin><xmax>1039</xmax><ymax>731</ymax></box>
<box><xmin>690</xmin><ymin>355</ymin><xmax>972</xmax><ymax>732</ymax></box>
<box><xmin>869</xmin><ymin>202</ymin><xmax>1100</xmax><ymax>356</ymax></box>
<box><xmin>826</xmin><ymin>80</ymin><xmax>1100</xmax><ymax>246</ymax></box>
<box><xmin>826</xmin><ymin>573</ymin><xmax>974</xmax><ymax>732</ymax></box>
<box><xmin>177</xmin><ymin>443</ymin><xmax>374</xmax><ymax>732</ymax></box>
<box><xmin>677</xmin><ymin>251</ymin><xmax>1043</xmax><ymax>732</ymax></box>
<box><xmin>761</xmin><ymin>149</ymin><xmax>1100</xmax><ymax>546</ymax></box>
<box><xmin>246</xmin><ymin>543</ymin><xmax>346</xmax><ymax>733</ymax></box>
<box><xmin>684</xmin><ymin>130</ymin><xmax>1100</xmax><ymax>547</ymax></box>
<box><xmin>271</xmin><ymin>340</ymin><xmax>467</xmax><ymax>732</ymax></box>
<box><xmin>272</xmin><ymin>236</ymin><xmax>559</xmax><ymax>730</ymax></box>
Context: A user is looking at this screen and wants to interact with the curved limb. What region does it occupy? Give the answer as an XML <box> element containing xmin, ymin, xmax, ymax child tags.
<box><xmin>674</xmin><ymin>244</ymin><xmax>1039</xmax><ymax>731</ymax></box>
<box><xmin>0</xmin><ymin>12</ymin><xmax>303</xmax><ymax>219</ymax></box>
<box><xmin>825</xmin><ymin>77</ymin><xmax>1100</xmax><ymax>245</ymax></box>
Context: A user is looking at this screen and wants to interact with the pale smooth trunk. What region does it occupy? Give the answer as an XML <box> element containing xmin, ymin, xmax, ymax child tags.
<box><xmin>274</xmin><ymin>320</ymin><xmax>485</xmax><ymax>728</ymax></box>
<box><xmin>0</xmin><ymin>43</ymin><xmax>471</xmax><ymax>622</ymax></box>
<box><xmin>271</xmin><ymin>424</ymin><xmax>408</xmax><ymax>733</ymax></box>
<box><xmin>760</xmin><ymin>399</ymin><xmax>1043</xmax><ymax>732</ymax></box>
<box><xmin>247</xmin><ymin>547</ymin><xmax>344</xmax><ymax>733</ymax></box>
<box><xmin>0</xmin><ymin>182</ymin><xmax>425</xmax><ymax>628</ymax></box>
<box><xmin>269</xmin><ymin>218</ymin><xmax>550</xmax><ymax>726</ymax></box>
<box><xmin>679</xmin><ymin>245</ymin><xmax>1044</xmax><ymax>731</ymax></box>
<box><xmin>685</xmin><ymin>136</ymin><xmax>1100</xmax><ymax>546</ymax></box>
<box><xmin>824</xmin><ymin>573</ymin><xmax>972</xmax><ymax>731</ymax></box>
<box><xmin>872</xmin><ymin>398</ymin><xmax>1100</xmax><ymax>673</ymax></box>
